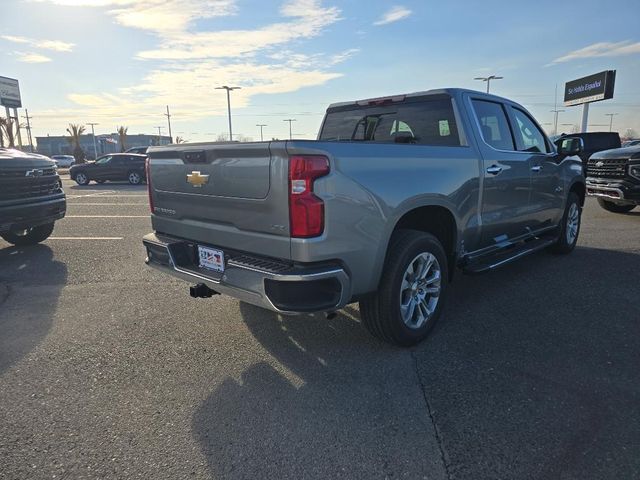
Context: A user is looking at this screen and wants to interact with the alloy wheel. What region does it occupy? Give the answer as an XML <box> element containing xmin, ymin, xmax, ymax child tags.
<box><xmin>399</xmin><ymin>252</ymin><xmax>442</xmax><ymax>330</ymax></box>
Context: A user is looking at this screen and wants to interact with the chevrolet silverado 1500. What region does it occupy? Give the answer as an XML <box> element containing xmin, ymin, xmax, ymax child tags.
<box><xmin>1</xmin><ymin>148</ymin><xmax>65</xmax><ymax>246</ymax></box>
<box><xmin>143</xmin><ymin>88</ymin><xmax>585</xmax><ymax>346</ymax></box>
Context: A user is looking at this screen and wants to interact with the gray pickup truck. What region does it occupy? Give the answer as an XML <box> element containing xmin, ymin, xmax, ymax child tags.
<box><xmin>143</xmin><ymin>88</ymin><xmax>585</xmax><ymax>346</ymax></box>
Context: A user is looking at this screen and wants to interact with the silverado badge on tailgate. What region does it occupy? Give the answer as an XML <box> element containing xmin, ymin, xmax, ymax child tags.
<box><xmin>186</xmin><ymin>171</ymin><xmax>209</xmax><ymax>187</ymax></box>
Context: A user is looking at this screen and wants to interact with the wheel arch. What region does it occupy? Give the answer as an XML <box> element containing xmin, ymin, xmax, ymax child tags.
<box><xmin>569</xmin><ymin>180</ymin><xmax>586</xmax><ymax>207</ymax></box>
<box><xmin>372</xmin><ymin>202</ymin><xmax>460</xmax><ymax>289</ymax></box>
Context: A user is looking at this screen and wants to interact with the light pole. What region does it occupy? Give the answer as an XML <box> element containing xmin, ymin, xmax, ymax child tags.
<box><xmin>155</xmin><ymin>126</ymin><xmax>163</xmax><ymax>145</ymax></box>
<box><xmin>216</xmin><ymin>86</ymin><xmax>241</xmax><ymax>141</ymax></box>
<box><xmin>87</xmin><ymin>122</ymin><xmax>99</xmax><ymax>159</ymax></box>
<box><xmin>550</xmin><ymin>109</ymin><xmax>565</xmax><ymax>136</ymax></box>
<box><xmin>164</xmin><ymin>105</ymin><xmax>173</xmax><ymax>143</ymax></box>
<box><xmin>605</xmin><ymin>113</ymin><xmax>618</xmax><ymax>132</ymax></box>
<box><xmin>474</xmin><ymin>75</ymin><xmax>503</xmax><ymax>93</ymax></box>
<box><xmin>283</xmin><ymin>119</ymin><xmax>296</xmax><ymax>140</ymax></box>
<box><xmin>256</xmin><ymin>124</ymin><xmax>267</xmax><ymax>142</ymax></box>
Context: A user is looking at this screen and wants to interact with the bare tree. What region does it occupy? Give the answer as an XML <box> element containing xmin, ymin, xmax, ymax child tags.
<box><xmin>1</xmin><ymin>116</ymin><xmax>16</xmax><ymax>148</ymax></box>
<box><xmin>117</xmin><ymin>126</ymin><xmax>128</xmax><ymax>152</ymax></box>
<box><xmin>175</xmin><ymin>136</ymin><xmax>187</xmax><ymax>144</ymax></box>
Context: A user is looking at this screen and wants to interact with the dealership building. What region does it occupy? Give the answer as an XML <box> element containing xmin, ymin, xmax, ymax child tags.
<box><xmin>35</xmin><ymin>133</ymin><xmax>172</xmax><ymax>159</ymax></box>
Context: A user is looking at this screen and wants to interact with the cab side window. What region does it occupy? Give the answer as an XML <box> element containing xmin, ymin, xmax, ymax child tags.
<box><xmin>511</xmin><ymin>108</ymin><xmax>549</xmax><ymax>153</ymax></box>
<box><xmin>471</xmin><ymin>100</ymin><xmax>515</xmax><ymax>151</ymax></box>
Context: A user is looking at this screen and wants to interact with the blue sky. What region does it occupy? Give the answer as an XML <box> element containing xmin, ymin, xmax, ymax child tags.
<box><xmin>2</xmin><ymin>0</ymin><xmax>640</xmax><ymax>143</ymax></box>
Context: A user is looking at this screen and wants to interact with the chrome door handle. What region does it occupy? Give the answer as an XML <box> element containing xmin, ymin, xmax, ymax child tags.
<box><xmin>486</xmin><ymin>165</ymin><xmax>503</xmax><ymax>175</ymax></box>
<box><xmin>531</xmin><ymin>165</ymin><xmax>541</xmax><ymax>172</ymax></box>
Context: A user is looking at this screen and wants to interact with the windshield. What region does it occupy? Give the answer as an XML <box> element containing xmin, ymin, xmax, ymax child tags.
<box><xmin>319</xmin><ymin>96</ymin><xmax>460</xmax><ymax>147</ymax></box>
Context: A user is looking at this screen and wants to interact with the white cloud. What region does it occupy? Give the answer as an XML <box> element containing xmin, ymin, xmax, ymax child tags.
<box><xmin>549</xmin><ymin>40</ymin><xmax>640</xmax><ymax>64</ymax></box>
<box><xmin>32</xmin><ymin>0</ymin><xmax>350</xmax><ymax>131</ymax></box>
<box><xmin>1</xmin><ymin>35</ymin><xmax>74</xmax><ymax>52</ymax></box>
<box><xmin>373</xmin><ymin>5</ymin><xmax>411</xmax><ymax>26</ymax></box>
<box><xmin>136</xmin><ymin>0</ymin><xmax>341</xmax><ymax>60</ymax></box>
<box><xmin>15</xmin><ymin>52</ymin><xmax>53</xmax><ymax>63</ymax></box>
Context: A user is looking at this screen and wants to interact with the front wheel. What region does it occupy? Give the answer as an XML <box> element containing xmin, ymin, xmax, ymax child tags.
<box><xmin>74</xmin><ymin>172</ymin><xmax>90</xmax><ymax>185</ymax></box>
<box><xmin>1</xmin><ymin>223</ymin><xmax>55</xmax><ymax>246</ymax></box>
<box><xmin>359</xmin><ymin>230</ymin><xmax>448</xmax><ymax>347</ymax></box>
<box><xmin>128</xmin><ymin>171</ymin><xmax>142</xmax><ymax>185</ymax></box>
<box><xmin>550</xmin><ymin>192</ymin><xmax>581</xmax><ymax>254</ymax></box>
<box><xmin>597</xmin><ymin>198</ymin><xmax>636</xmax><ymax>214</ymax></box>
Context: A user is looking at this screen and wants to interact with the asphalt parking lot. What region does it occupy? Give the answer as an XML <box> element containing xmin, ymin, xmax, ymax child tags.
<box><xmin>1</xmin><ymin>177</ymin><xmax>639</xmax><ymax>480</ymax></box>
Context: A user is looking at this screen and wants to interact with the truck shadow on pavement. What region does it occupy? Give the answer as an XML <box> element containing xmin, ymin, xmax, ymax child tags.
<box><xmin>192</xmin><ymin>305</ymin><xmax>448</xmax><ymax>479</ymax></box>
<box><xmin>192</xmin><ymin>246</ymin><xmax>640</xmax><ymax>480</ymax></box>
<box><xmin>0</xmin><ymin>245</ymin><xmax>68</xmax><ymax>376</ymax></box>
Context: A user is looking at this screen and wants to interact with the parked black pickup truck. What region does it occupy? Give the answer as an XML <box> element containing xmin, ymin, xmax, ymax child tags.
<box><xmin>0</xmin><ymin>148</ymin><xmax>65</xmax><ymax>246</ymax></box>
<box><xmin>586</xmin><ymin>145</ymin><xmax>640</xmax><ymax>213</ymax></box>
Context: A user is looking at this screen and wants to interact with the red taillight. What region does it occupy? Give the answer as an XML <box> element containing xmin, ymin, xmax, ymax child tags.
<box><xmin>288</xmin><ymin>155</ymin><xmax>330</xmax><ymax>238</ymax></box>
<box><xmin>145</xmin><ymin>157</ymin><xmax>154</xmax><ymax>214</ymax></box>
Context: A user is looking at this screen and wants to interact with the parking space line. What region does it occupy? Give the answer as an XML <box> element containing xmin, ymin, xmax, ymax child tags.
<box><xmin>67</xmin><ymin>203</ymin><xmax>147</xmax><ymax>206</ymax></box>
<box><xmin>47</xmin><ymin>237</ymin><xmax>124</xmax><ymax>240</ymax></box>
<box><xmin>65</xmin><ymin>215</ymin><xmax>148</xmax><ymax>218</ymax></box>
<box><xmin>71</xmin><ymin>194</ymin><xmax>147</xmax><ymax>198</ymax></box>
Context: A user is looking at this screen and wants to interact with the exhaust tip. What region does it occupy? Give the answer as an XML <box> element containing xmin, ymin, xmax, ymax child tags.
<box><xmin>190</xmin><ymin>283</ymin><xmax>219</xmax><ymax>298</ymax></box>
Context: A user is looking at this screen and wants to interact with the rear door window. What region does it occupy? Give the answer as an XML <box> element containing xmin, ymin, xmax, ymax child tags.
<box><xmin>471</xmin><ymin>100</ymin><xmax>515</xmax><ymax>151</ymax></box>
<box><xmin>510</xmin><ymin>107</ymin><xmax>550</xmax><ymax>153</ymax></box>
<box><xmin>319</xmin><ymin>96</ymin><xmax>461</xmax><ymax>146</ymax></box>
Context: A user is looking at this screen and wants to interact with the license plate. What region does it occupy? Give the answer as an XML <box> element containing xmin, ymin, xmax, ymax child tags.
<box><xmin>198</xmin><ymin>245</ymin><xmax>225</xmax><ymax>272</ymax></box>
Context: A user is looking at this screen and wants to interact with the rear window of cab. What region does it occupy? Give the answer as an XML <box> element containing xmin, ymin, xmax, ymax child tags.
<box><xmin>319</xmin><ymin>96</ymin><xmax>461</xmax><ymax>147</ymax></box>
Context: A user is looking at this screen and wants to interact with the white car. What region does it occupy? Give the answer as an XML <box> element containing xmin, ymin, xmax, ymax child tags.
<box><xmin>51</xmin><ymin>155</ymin><xmax>75</xmax><ymax>168</ymax></box>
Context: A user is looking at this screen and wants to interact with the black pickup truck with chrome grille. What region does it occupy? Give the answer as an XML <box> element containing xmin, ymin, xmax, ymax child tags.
<box><xmin>0</xmin><ymin>148</ymin><xmax>66</xmax><ymax>246</ymax></box>
<box><xmin>586</xmin><ymin>145</ymin><xmax>640</xmax><ymax>213</ymax></box>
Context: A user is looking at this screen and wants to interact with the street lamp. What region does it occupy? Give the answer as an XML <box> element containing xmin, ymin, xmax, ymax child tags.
<box><xmin>283</xmin><ymin>119</ymin><xmax>296</xmax><ymax>140</ymax></box>
<box><xmin>605</xmin><ymin>113</ymin><xmax>618</xmax><ymax>132</ymax></box>
<box><xmin>550</xmin><ymin>109</ymin><xmax>565</xmax><ymax>135</ymax></box>
<box><xmin>256</xmin><ymin>124</ymin><xmax>267</xmax><ymax>142</ymax></box>
<box><xmin>87</xmin><ymin>122</ymin><xmax>99</xmax><ymax>159</ymax></box>
<box><xmin>216</xmin><ymin>86</ymin><xmax>241</xmax><ymax>141</ymax></box>
<box><xmin>474</xmin><ymin>75</ymin><xmax>503</xmax><ymax>93</ymax></box>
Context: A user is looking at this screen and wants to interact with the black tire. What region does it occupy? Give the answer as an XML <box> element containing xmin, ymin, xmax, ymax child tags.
<box><xmin>550</xmin><ymin>192</ymin><xmax>581</xmax><ymax>254</ymax></box>
<box><xmin>359</xmin><ymin>230</ymin><xmax>448</xmax><ymax>347</ymax></box>
<box><xmin>1</xmin><ymin>222</ymin><xmax>55</xmax><ymax>246</ymax></box>
<box><xmin>597</xmin><ymin>198</ymin><xmax>636</xmax><ymax>214</ymax></box>
<box><xmin>74</xmin><ymin>172</ymin><xmax>90</xmax><ymax>185</ymax></box>
<box><xmin>127</xmin><ymin>171</ymin><xmax>142</xmax><ymax>185</ymax></box>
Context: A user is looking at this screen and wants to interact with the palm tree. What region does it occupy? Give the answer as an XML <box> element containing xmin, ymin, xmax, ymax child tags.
<box><xmin>66</xmin><ymin>123</ymin><xmax>86</xmax><ymax>163</ymax></box>
<box><xmin>117</xmin><ymin>126</ymin><xmax>128</xmax><ymax>152</ymax></box>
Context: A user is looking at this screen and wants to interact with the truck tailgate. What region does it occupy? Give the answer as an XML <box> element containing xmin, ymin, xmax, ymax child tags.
<box><xmin>147</xmin><ymin>142</ymin><xmax>291</xmax><ymax>260</ymax></box>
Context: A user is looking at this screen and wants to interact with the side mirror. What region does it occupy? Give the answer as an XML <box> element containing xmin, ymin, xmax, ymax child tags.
<box><xmin>558</xmin><ymin>137</ymin><xmax>583</xmax><ymax>156</ymax></box>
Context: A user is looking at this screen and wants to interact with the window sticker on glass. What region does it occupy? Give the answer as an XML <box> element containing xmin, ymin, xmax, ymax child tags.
<box><xmin>439</xmin><ymin>120</ymin><xmax>450</xmax><ymax>136</ymax></box>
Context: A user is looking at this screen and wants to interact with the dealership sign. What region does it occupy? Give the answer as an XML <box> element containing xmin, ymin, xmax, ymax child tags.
<box><xmin>564</xmin><ymin>70</ymin><xmax>616</xmax><ymax>107</ymax></box>
<box><xmin>0</xmin><ymin>76</ymin><xmax>22</xmax><ymax>108</ymax></box>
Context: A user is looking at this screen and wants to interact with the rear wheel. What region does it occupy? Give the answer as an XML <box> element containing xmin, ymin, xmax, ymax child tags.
<box><xmin>1</xmin><ymin>223</ymin><xmax>55</xmax><ymax>246</ymax></box>
<box><xmin>359</xmin><ymin>230</ymin><xmax>448</xmax><ymax>347</ymax></box>
<box><xmin>597</xmin><ymin>198</ymin><xmax>636</xmax><ymax>214</ymax></box>
<box><xmin>128</xmin><ymin>171</ymin><xmax>142</xmax><ymax>185</ymax></box>
<box><xmin>74</xmin><ymin>172</ymin><xmax>89</xmax><ymax>185</ymax></box>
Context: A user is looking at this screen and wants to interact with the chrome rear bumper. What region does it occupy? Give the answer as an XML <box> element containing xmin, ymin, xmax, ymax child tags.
<box><xmin>143</xmin><ymin>232</ymin><xmax>351</xmax><ymax>314</ymax></box>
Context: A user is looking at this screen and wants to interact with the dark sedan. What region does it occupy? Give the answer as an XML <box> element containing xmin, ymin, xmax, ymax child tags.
<box><xmin>69</xmin><ymin>153</ymin><xmax>147</xmax><ymax>185</ymax></box>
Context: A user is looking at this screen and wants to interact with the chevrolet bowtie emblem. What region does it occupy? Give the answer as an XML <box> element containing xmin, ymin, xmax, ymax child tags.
<box><xmin>186</xmin><ymin>171</ymin><xmax>209</xmax><ymax>187</ymax></box>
